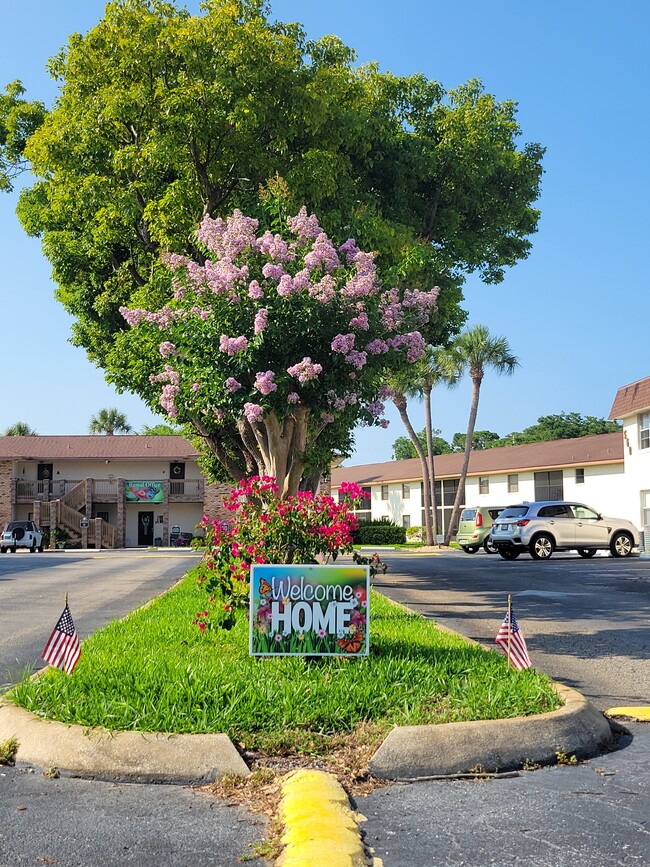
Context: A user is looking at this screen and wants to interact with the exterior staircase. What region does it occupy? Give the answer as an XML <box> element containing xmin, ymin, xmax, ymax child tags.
<box><xmin>37</xmin><ymin>480</ymin><xmax>117</xmax><ymax>548</ymax></box>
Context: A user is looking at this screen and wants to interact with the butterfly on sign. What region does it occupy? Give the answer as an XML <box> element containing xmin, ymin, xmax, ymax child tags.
<box><xmin>337</xmin><ymin>634</ymin><xmax>364</xmax><ymax>654</ymax></box>
<box><xmin>258</xmin><ymin>577</ymin><xmax>272</xmax><ymax>597</ymax></box>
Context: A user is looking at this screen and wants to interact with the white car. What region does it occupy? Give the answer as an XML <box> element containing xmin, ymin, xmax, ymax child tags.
<box><xmin>1</xmin><ymin>521</ymin><xmax>44</xmax><ymax>553</ymax></box>
<box><xmin>490</xmin><ymin>501</ymin><xmax>639</xmax><ymax>560</ymax></box>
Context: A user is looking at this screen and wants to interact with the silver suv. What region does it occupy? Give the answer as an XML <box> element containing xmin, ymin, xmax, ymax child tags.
<box><xmin>490</xmin><ymin>501</ymin><xmax>639</xmax><ymax>561</ymax></box>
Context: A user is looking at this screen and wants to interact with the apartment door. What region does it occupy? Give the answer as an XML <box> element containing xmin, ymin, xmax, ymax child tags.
<box><xmin>138</xmin><ymin>511</ymin><xmax>154</xmax><ymax>546</ymax></box>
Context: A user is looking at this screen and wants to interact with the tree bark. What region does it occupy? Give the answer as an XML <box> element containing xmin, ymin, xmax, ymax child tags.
<box><xmin>444</xmin><ymin>375</ymin><xmax>482</xmax><ymax>546</ymax></box>
<box><xmin>393</xmin><ymin>393</ymin><xmax>434</xmax><ymax>546</ymax></box>
<box><xmin>422</xmin><ymin>384</ymin><xmax>439</xmax><ymax>541</ymax></box>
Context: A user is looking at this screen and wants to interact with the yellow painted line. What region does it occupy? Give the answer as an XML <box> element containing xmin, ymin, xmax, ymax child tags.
<box><xmin>277</xmin><ymin>769</ymin><xmax>373</xmax><ymax>867</ymax></box>
<box><xmin>605</xmin><ymin>707</ymin><xmax>650</xmax><ymax>721</ymax></box>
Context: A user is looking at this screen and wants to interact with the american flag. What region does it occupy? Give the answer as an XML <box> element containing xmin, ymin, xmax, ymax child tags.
<box><xmin>495</xmin><ymin>606</ymin><xmax>532</xmax><ymax>670</ymax></box>
<box><xmin>41</xmin><ymin>603</ymin><xmax>81</xmax><ymax>675</ymax></box>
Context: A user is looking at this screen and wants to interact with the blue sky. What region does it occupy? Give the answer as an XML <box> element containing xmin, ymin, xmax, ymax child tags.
<box><xmin>1</xmin><ymin>1</ymin><xmax>648</xmax><ymax>464</ymax></box>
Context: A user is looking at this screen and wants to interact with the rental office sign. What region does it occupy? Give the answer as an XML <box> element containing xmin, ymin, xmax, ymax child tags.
<box><xmin>250</xmin><ymin>564</ymin><xmax>369</xmax><ymax>656</ymax></box>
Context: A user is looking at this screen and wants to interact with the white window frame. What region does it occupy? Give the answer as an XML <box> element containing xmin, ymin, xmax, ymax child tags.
<box><xmin>640</xmin><ymin>412</ymin><xmax>650</xmax><ymax>450</ymax></box>
<box><xmin>479</xmin><ymin>476</ymin><xmax>489</xmax><ymax>495</ymax></box>
<box><xmin>507</xmin><ymin>474</ymin><xmax>519</xmax><ymax>493</ymax></box>
<box><xmin>402</xmin><ymin>483</ymin><xmax>410</xmax><ymax>499</ymax></box>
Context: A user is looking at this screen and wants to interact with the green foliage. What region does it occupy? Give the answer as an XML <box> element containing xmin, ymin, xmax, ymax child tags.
<box><xmin>0</xmin><ymin>81</ymin><xmax>46</xmax><ymax>192</ymax></box>
<box><xmin>0</xmin><ymin>736</ymin><xmax>18</xmax><ymax>765</ymax></box>
<box><xmin>4</xmin><ymin>421</ymin><xmax>37</xmax><ymax>435</ymax></box>
<box><xmin>497</xmin><ymin>412</ymin><xmax>622</xmax><ymax>446</ymax></box>
<box><xmin>451</xmin><ymin>430</ymin><xmax>501</xmax><ymax>451</ymax></box>
<box><xmin>353</xmin><ymin>519</ymin><xmax>406</xmax><ymax>546</ymax></box>
<box><xmin>392</xmin><ymin>430</ymin><xmax>451</xmax><ymax>460</ymax></box>
<box><xmin>88</xmin><ymin>407</ymin><xmax>131</xmax><ymax>434</ymax></box>
<box><xmin>140</xmin><ymin>423</ymin><xmax>181</xmax><ymax>435</ymax></box>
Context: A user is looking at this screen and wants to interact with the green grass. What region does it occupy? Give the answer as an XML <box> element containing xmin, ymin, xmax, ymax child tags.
<box><xmin>9</xmin><ymin>573</ymin><xmax>559</xmax><ymax>753</ymax></box>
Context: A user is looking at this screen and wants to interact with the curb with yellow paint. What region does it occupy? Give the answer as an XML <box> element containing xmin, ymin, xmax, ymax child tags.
<box><xmin>277</xmin><ymin>769</ymin><xmax>377</xmax><ymax>867</ymax></box>
<box><xmin>605</xmin><ymin>706</ymin><xmax>650</xmax><ymax>722</ymax></box>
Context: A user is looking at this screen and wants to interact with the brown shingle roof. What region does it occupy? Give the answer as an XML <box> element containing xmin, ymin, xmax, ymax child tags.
<box><xmin>609</xmin><ymin>376</ymin><xmax>650</xmax><ymax>419</ymax></box>
<box><xmin>0</xmin><ymin>435</ymin><xmax>199</xmax><ymax>461</ymax></box>
<box><xmin>331</xmin><ymin>432</ymin><xmax>623</xmax><ymax>486</ymax></box>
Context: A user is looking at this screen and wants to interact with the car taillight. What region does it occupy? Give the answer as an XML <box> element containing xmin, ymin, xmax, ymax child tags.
<box><xmin>476</xmin><ymin>512</ymin><xmax>483</xmax><ymax>527</ymax></box>
<box><xmin>516</xmin><ymin>519</ymin><xmax>530</xmax><ymax>527</ymax></box>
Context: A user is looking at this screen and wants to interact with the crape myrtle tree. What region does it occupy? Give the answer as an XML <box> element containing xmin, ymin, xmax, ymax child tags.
<box><xmin>1</xmin><ymin>0</ymin><xmax>544</xmax><ymax>487</ymax></box>
<box><xmin>118</xmin><ymin>203</ymin><xmax>440</xmax><ymax>496</ymax></box>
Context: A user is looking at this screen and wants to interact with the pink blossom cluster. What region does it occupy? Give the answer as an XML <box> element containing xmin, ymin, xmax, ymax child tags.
<box><xmin>219</xmin><ymin>334</ymin><xmax>249</xmax><ymax>355</ymax></box>
<box><xmin>119</xmin><ymin>305</ymin><xmax>179</xmax><ymax>330</ymax></box>
<box><xmin>244</xmin><ymin>402</ymin><xmax>264</xmax><ymax>424</ymax></box>
<box><xmin>286</xmin><ymin>206</ymin><xmax>322</xmax><ymax>241</ymax></box>
<box><xmin>254</xmin><ymin>308</ymin><xmax>268</xmax><ymax>334</ymax></box>
<box><xmin>307</xmin><ymin>275</ymin><xmax>336</xmax><ymax>304</ymax></box>
<box><xmin>331</xmin><ymin>333</ymin><xmax>355</xmax><ymax>354</ymax></box>
<box><xmin>345</xmin><ymin>350</ymin><xmax>367</xmax><ymax>370</ymax></box>
<box><xmin>225</xmin><ymin>377</ymin><xmax>242</xmax><ymax>393</ymax></box>
<box><xmin>338</xmin><ymin>238</ymin><xmax>360</xmax><ymax>263</ymax></box>
<box><xmin>287</xmin><ymin>357</ymin><xmax>322</xmax><ymax>383</ymax></box>
<box><xmin>159</xmin><ymin>341</ymin><xmax>177</xmax><ymax>357</ymax></box>
<box><xmin>366</xmin><ymin>338</ymin><xmax>389</xmax><ymax>355</ymax></box>
<box><xmin>254</xmin><ymin>370</ymin><xmax>277</xmax><ymax>395</ymax></box>
<box><xmin>248</xmin><ymin>280</ymin><xmax>264</xmax><ymax>300</ymax></box>
<box><xmin>262</xmin><ymin>262</ymin><xmax>286</xmax><ymax>281</ymax></box>
<box><xmin>256</xmin><ymin>231</ymin><xmax>293</xmax><ymax>263</ymax></box>
<box><xmin>386</xmin><ymin>331</ymin><xmax>427</xmax><ymax>363</ymax></box>
<box><xmin>195</xmin><ymin>209</ymin><xmax>259</xmax><ymax>260</ymax></box>
<box><xmin>349</xmin><ymin>311</ymin><xmax>369</xmax><ymax>330</ymax></box>
<box><xmin>303</xmin><ymin>233</ymin><xmax>341</xmax><ymax>273</ymax></box>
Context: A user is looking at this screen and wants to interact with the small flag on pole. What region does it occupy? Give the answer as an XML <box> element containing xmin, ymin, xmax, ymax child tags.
<box><xmin>41</xmin><ymin>600</ymin><xmax>81</xmax><ymax>675</ymax></box>
<box><xmin>496</xmin><ymin>598</ymin><xmax>532</xmax><ymax>670</ymax></box>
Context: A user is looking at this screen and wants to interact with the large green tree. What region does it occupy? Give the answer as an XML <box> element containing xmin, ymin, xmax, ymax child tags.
<box><xmin>392</xmin><ymin>430</ymin><xmax>452</xmax><ymax>461</ymax></box>
<box><xmin>4</xmin><ymin>0</ymin><xmax>544</xmax><ymax>485</ymax></box>
<box><xmin>89</xmin><ymin>408</ymin><xmax>132</xmax><ymax>435</ymax></box>
<box><xmin>497</xmin><ymin>412</ymin><xmax>621</xmax><ymax>445</ymax></box>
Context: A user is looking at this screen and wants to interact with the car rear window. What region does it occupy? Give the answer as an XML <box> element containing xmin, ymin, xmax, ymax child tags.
<box><xmin>460</xmin><ymin>509</ymin><xmax>477</xmax><ymax>521</ymax></box>
<box><xmin>488</xmin><ymin>509</ymin><xmax>504</xmax><ymax>520</ymax></box>
<box><xmin>496</xmin><ymin>506</ymin><xmax>529</xmax><ymax>519</ymax></box>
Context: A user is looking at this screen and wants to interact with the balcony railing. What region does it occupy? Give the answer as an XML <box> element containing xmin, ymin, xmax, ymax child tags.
<box><xmin>169</xmin><ymin>479</ymin><xmax>204</xmax><ymax>500</ymax></box>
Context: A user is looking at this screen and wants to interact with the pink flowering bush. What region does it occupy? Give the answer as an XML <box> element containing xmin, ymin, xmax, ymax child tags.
<box><xmin>119</xmin><ymin>206</ymin><xmax>440</xmax><ymax>496</ymax></box>
<box><xmin>194</xmin><ymin>476</ymin><xmax>372</xmax><ymax>625</ymax></box>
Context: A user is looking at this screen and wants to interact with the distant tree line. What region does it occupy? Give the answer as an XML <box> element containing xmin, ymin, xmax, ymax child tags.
<box><xmin>391</xmin><ymin>412</ymin><xmax>622</xmax><ymax>460</ymax></box>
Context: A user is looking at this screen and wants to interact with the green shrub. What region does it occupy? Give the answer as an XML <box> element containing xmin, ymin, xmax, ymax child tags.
<box><xmin>406</xmin><ymin>525</ymin><xmax>425</xmax><ymax>543</ymax></box>
<box><xmin>353</xmin><ymin>518</ymin><xmax>406</xmax><ymax>545</ymax></box>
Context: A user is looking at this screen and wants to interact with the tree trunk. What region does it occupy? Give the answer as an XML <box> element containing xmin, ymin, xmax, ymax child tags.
<box><xmin>444</xmin><ymin>376</ymin><xmax>482</xmax><ymax>546</ymax></box>
<box><xmin>247</xmin><ymin>407</ymin><xmax>310</xmax><ymax>498</ymax></box>
<box><xmin>422</xmin><ymin>384</ymin><xmax>439</xmax><ymax>541</ymax></box>
<box><xmin>393</xmin><ymin>393</ymin><xmax>434</xmax><ymax>546</ymax></box>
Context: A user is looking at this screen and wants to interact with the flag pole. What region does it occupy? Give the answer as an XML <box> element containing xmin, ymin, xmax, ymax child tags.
<box><xmin>65</xmin><ymin>592</ymin><xmax>68</xmax><ymax>607</ymax></box>
<box><xmin>507</xmin><ymin>594</ymin><xmax>512</xmax><ymax>668</ymax></box>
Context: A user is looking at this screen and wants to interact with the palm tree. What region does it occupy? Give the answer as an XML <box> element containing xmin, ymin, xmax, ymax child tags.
<box><xmin>389</xmin><ymin>350</ymin><xmax>459</xmax><ymax>546</ymax></box>
<box><xmin>89</xmin><ymin>408</ymin><xmax>132</xmax><ymax>435</ymax></box>
<box><xmin>4</xmin><ymin>422</ymin><xmax>37</xmax><ymax>435</ymax></box>
<box><xmin>440</xmin><ymin>325</ymin><xmax>519</xmax><ymax>546</ymax></box>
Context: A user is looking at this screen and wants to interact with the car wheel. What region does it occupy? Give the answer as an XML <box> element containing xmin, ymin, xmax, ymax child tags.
<box><xmin>38</xmin><ymin>545</ymin><xmax>44</xmax><ymax>552</ymax></box>
<box><xmin>30</xmin><ymin>542</ymin><xmax>36</xmax><ymax>552</ymax></box>
<box><xmin>483</xmin><ymin>537</ymin><xmax>498</xmax><ymax>554</ymax></box>
<box><xmin>0</xmin><ymin>547</ymin><xmax>6</xmax><ymax>554</ymax></box>
<box><xmin>461</xmin><ymin>545</ymin><xmax>479</xmax><ymax>554</ymax></box>
<box><xmin>530</xmin><ymin>534</ymin><xmax>555</xmax><ymax>560</ymax></box>
<box><xmin>610</xmin><ymin>531</ymin><xmax>634</xmax><ymax>558</ymax></box>
<box><xmin>498</xmin><ymin>548</ymin><xmax>520</xmax><ymax>560</ymax></box>
<box><xmin>10</xmin><ymin>546</ymin><xmax>16</xmax><ymax>553</ymax></box>
<box><xmin>577</xmin><ymin>548</ymin><xmax>597</xmax><ymax>558</ymax></box>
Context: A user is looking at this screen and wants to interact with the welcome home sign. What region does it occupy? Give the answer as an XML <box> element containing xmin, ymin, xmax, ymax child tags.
<box><xmin>249</xmin><ymin>564</ymin><xmax>369</xmax><ymax>656</ymax></box>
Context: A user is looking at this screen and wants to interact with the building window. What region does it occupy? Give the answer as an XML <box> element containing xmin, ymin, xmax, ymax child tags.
<box><xmin>508</xmin><ymin>473</ymin><xmax>519</xmax><ymax>493</ymax></box>
<box><xmin>534</xmin><ymin>470</ymin><xmax>564</xmax><ymax>501</ymax></box>
<box><xmin>402</xmin><ymin>515</ymin><xmax>411</xmax><ymax>528</ymax></box>
<box><xmin>479</xmin><ymin>476</ymin><xmax>489</xmax><ymax>495</ymax></box>
<box><xmin>381</xmin><ymin>484</ymin><xmax>389</xmax><ymax>500</ymax></box>
<box><xmin>402</xmin><ymin>483</ymin><xmax>410</xmax><ymax>499</ymax></box>
<box><xmin>640</xmin><ymin>412</ymin><xmax>650</xmax><ymax>450</ymax></box>
<box><xmin>575</xmin><ymin>468</ymin><xmax>585</xmax><ymax>484</ymax></box>
<box><xmin>642</xmin><ymin>491</ymin><xmax>650</xmax><ymax>529</ymax></box>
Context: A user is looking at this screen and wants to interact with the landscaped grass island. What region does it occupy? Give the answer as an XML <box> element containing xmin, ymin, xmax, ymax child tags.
<box><xmin>9</xmin><ymin>570</ymin><xmax>559</xmax><ymax>757</ymax></box>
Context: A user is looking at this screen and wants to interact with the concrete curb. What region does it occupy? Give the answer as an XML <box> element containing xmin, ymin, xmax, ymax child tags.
<box><xmin>369</xmin><ymin>682</ymin><xmax>614</xmax><ymax>780</ymax></box>
<box><xmin>0</xmin><ymin>700</ymin><xmax>248</xmax><ymax>784</ymax></box>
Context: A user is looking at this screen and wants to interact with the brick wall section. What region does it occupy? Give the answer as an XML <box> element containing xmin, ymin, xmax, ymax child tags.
<box><xmin>202</xmin><ymin>482</ymin><xmax>232</xmax><ymax>525</ymax></box>
<box><xmin>0</xmin><ymin>461</ymin><xmax>12</xmax><ymax>528</ymax></box>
